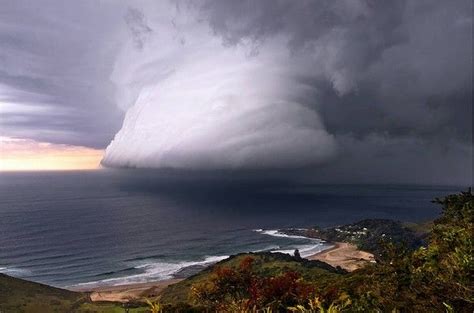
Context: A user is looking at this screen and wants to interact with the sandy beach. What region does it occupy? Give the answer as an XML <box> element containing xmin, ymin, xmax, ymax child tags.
<box><xmin>307</xmin><ymin>242</ymin><xmax>375</xmax><ymax>271</ymax></box>
<box><xmin>74</xmin><ymin>279</ymin><xmax>182</xmax><ymax>303</ymax></box>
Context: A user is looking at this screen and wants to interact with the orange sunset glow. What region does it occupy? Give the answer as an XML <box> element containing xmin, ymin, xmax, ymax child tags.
<box><xmin>0</xmin><ymin>137</ymin><xmax>104</xmax><ymax>171</ymax></box>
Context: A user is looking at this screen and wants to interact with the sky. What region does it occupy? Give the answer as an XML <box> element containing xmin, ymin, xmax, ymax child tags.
<box><xmin>0</xmin><ymin>0</ymin><xmax>472</xmax><ymax>185</ymax></box>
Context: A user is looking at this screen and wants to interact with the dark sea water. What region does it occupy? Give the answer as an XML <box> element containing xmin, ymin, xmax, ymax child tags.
<box><xmin>0</xmin><ymin>170</ymin><xmax>462</xmax><ymax>288</ymax></box>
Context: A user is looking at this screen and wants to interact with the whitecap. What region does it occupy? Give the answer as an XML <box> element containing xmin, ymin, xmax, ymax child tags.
<box><xmin>73</xmin><ymin>255</ymin><xmax>228</xmax><ymax>288</ymax></box>
<box><xmin>254</xmin><ymin>229</ymin><xmax>312</xmax><ymax>240</ymax></box>
<box><xmin>254</xmin><ymin>228</ymin><xmax>333</xmax><ymax>258</ymax></box>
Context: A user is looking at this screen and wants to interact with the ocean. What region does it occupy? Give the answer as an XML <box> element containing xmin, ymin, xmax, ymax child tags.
<box><xmin>0</xmin><ymin>170</ymin><xmax>461</xmax><ymax>288</ymax></box>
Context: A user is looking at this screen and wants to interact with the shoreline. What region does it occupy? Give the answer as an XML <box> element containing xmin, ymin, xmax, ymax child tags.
<box><xmin>73</xmin><ymin>278</ymin><xmax>183</xmax><ymax>303</ymax></box>
<box><xmin>306</xmin><ymin>242</ymin><xmax>375</xmax><ymax>272</ymax></box>
<box><xmin>72</xmin><ymin>240</ymin><xmax>374</xmax><ymax>303</ymax></box>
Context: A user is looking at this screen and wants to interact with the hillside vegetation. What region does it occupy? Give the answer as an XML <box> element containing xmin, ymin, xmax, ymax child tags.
<box><xmin>283</xmin><ymin>218</ymin><xmax>424</xmax><ymax>257</ymax></box>
<box><xmin>0</xmin><ymin>273</ymin><xmax>147</xmax><ymax>313</ymax></box>
<box><xmin>160</xmin><ymin>252</ymin><xmax>344</xmax><ymax>305</ymax></box>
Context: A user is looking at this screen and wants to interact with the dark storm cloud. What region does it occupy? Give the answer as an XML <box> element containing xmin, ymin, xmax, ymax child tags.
<box><xmin>195</xmin><ymin>0</ymin><xmax>405</xmax><ymax>49</ymax></box>
<box><xmin>180</xmin><ymin>0</ymin><xmax>472</xmax><ymax>184</ymax></box>
<box><xmin>189</xmin><ymin>0</ymin><xmax>472</xmax><ymax>143</ymax></box>
<box><xmin>0</xmin><ymin>0</ymin><xmax>125</xmax><ymax>148</ymax></box>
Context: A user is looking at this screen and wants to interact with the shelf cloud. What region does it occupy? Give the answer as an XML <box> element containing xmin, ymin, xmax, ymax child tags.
<box><xmin>102</xmin><ymin>5</ymin><xmax>337</xmax><ymax>169</ymax></box>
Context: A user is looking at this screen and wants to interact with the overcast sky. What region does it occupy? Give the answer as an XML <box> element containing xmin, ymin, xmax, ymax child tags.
<box><xmin>0</xmin><ymin>0</ymin><xmax>472</xmax><ymax>185</ymax></box>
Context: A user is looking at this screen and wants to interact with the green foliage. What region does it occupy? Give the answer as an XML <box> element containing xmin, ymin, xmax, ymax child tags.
<box><xmin>338</xmin><ymin>189</ymin><xmax>474</xmax><ymax>312</ymax></box>
<box><xmin>413</xmin><ymin>189</ymin><xmax>473</xmax><ymax>308</ymax></box>
<box><xmin>288</xmin><ymin>294</ymin><xmax>351</xmax><ymax>313</ymax></box>
<box><xmin>146</xmin><ymin>298</ymin><xmax>164</xmax><ymax>313</ymax></box>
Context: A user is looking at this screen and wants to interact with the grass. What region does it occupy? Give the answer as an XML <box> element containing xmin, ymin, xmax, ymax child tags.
<box><xmin>0</xmin><ymin>273</ymin><xmax>147</xmax><ymax>313</ymax></box>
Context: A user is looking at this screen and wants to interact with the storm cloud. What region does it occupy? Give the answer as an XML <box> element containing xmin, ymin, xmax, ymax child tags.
<box><xmin>102</xmin><ymin>2</ymin><xmax>338</xmax><ymax>169</ymax></box>
<box><xmin>0</xmin><ymin>0</ymin><xmax>472</xmax><ymax>183</ymax></box>
<box><xmin>192</xmin><ymin>0</ymin><xmax>472</xmax><ymax>142</ymax></box>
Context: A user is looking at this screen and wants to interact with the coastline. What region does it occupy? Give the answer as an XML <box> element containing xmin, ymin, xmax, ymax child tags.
<box><xmin>72</xmin><ymin>240</ymin><xmax>375</xmax><ymax>303</ymax></box>
<box><xmin>73</xmin><ymin>278</ymin><xmax>182</xmax><ymax>303</ymax></box>
<box><xmin>306</xmin><ymin>242</ymin><xmax>375</xmax><ymax>272</ymax></box>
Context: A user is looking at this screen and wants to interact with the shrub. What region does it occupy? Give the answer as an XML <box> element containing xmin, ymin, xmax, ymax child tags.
<box><xmin>191</xmin><ymin>256</ymin><xmax>316</xmax><ymax>311</ymax></box>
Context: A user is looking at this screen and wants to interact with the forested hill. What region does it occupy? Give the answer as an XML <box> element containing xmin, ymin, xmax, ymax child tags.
<box><xmin>282</xmin><ymin>218</ymin><xmax>425</xmax><ymax>257</ymax></box>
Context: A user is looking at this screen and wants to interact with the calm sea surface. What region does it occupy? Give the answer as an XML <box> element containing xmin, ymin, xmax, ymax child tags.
<box><xmin>0</xmin><ymin>170</ymin><xmax>461</xmax><ymax>288</ymax></box>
